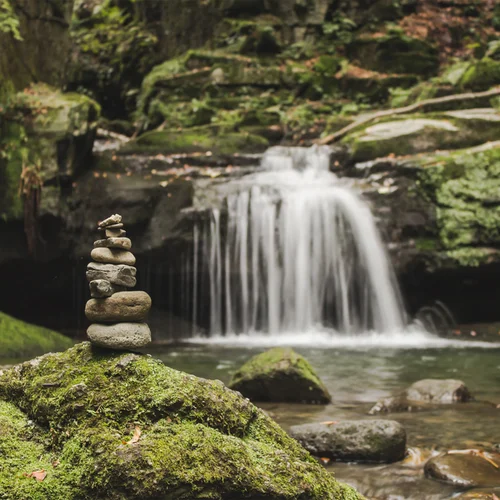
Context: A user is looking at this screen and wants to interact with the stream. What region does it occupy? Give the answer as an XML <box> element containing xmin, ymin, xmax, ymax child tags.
<box><xmin>148</xmin><ymin>336</ymin><xmax>500</xmax><ymax>499</ymax></box>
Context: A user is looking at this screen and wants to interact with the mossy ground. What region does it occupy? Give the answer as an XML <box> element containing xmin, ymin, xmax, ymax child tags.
<box><xmin>0</xmin><ymin>343</ymin><xmax>362</xmax><ymax>500</ymax></box>
<box><xmin>0</xmin><ymin>311</ymin><xmax>73</xmax><ymax>358</ymax></box>
<box><xmin>229</xmin><ymin>347</ymin><xmax>331</xmax><ymax>404</ymax></box>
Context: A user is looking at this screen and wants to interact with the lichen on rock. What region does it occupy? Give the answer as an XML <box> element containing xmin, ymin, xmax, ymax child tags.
<box><xmin>0</xmin><ymin>343</ymin><xmax>362</xmax><ymax>499</ymax></box>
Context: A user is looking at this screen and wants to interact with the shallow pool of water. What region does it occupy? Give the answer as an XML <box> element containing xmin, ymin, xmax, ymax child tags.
<box><xmin>147</xmin><ymin>336</ymin><xmax>500</xmax><ymax>499</ymax></box>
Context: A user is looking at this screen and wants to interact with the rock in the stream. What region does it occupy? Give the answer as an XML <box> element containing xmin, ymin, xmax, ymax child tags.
<box><xmin>455</xmin><ymin>489</ymin><xmax>500</xmax><ymax>499</ymax></box>
<box><xmin>228</xmin><ymin>347</ymin><xmax>331</xmax><ymax>404</ymax></box>
<box><xmin>87</xmin><ymin>323</ymin><xmax>151</xmax><ymax>349</ymax></box>
<box><xmin>0</xmin><ymin>343</ymin><xmax>363</xmax><ymax>500</ymax></box>
<box><xmin>425</xmin><ymin>451</ymin><xmax>500</xmax><ymax>488</ymax></box>
<box><xmin>369</xmin><ymin>379</ymin><xmax>473</xmax><ymax>414</ymax></box>
<box><xmin>85</xmin><ymin>291</ymin><xmax>151</xmax><ymax>322</ymax></box>
<box><xmin>90</xmin><ymin>247</ymin><xmax>136</xmax><ymax>266</ymax></box>
<box><xmin>289</xmin><ymin>420</ymin><xmax>407</xmax><ymax>463</ymax></box>
<box><xmin>86</xmin><ymin>262</ymin><xmax>137</xmax><ymax>287</ymax></box>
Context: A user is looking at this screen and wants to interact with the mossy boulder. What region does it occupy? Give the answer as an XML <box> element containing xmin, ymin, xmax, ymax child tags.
<box><xmin>120</xmin><ymin>127</ymin><xmax>269</xmax><ymax>156</ymax></box>
<box><xmin>346</xmin><ymin>33</ymin><xmax>439</xmax><ymax>76</ymax></box>
<box><xmin>459</xmin><ymin>58</ymin><xmax>500</xmax><ymax>91</ymax></box>
<box><xmin>343</xmin><ymin>109</ymin><xmax>500</xmax><ymax>162</ymax></box>
<box><xmin>0</xmin><ymin>343</ymin><xmax>362</xmax><ymax>499</ymax></box>
<box><xmin>229</xmin><ymin>348</ymin><xmax>331</xmax><ymax>404</ymax></box>
<box><xmin>0</xmin><ymin>311</ymin><xmax>72</xmax><ymax>359</ymax></box>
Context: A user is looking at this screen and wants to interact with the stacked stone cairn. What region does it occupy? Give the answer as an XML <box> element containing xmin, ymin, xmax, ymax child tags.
<box><xmin>85</xmin><ymin>214</ymin><xmax>152</xmax><ymax>349</ymax></box>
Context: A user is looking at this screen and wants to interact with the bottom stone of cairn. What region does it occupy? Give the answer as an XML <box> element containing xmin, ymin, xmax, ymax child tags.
<box><xmin>87</xmin><ymin>323</ymin><xmax>151</xmax><ymax>349</ymax></box>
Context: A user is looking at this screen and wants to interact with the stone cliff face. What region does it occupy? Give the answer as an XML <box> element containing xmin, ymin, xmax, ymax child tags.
<box><xmin>1</xmin><ymin>0</ymin><xmax>500</xmax><ymax>333</ymax></box>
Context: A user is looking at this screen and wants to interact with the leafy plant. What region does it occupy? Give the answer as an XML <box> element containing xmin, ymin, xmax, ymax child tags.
<box><xmin>0</xmin><ymin>0</ymin><xmax>22</xmax><ymax>40</ymax></box>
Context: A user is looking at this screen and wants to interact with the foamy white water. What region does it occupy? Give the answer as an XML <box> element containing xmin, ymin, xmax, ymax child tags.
<box><xmin>186</xmin><ymin>330</ymin><xmax>500</xmax><ymax>349</ymax></box>
<box><xmin>191</xmin><ymin>145</ymin><xmax>408</xmax><ymax>336</ymax></box>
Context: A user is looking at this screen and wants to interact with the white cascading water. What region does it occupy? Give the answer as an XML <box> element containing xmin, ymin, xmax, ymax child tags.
<box><xmin>192</xmin><ymin>145</ymin><xmax>406</xmax><ymax>337</ymax></box>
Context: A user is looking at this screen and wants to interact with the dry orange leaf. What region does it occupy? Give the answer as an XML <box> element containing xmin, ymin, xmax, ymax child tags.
<box><xmin>25</xmin><ymin>470</ymin><xmax>47</xmax><ymax>481</ymax></box>
<box><xmin>127</xmin><ymin>426</ymin><xmax>142</xmax><ymax>445</ymax></box>
<box><xmin>320</xmin><ymin>421</ymin><xmax>339</xmax><ymax>426</ymax></box>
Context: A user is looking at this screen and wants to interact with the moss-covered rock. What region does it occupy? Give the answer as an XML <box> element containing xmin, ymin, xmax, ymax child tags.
<box><xmin>0</xmin><ymin>343</ymin><xmax>362</xmax><ymax>499</ymax></box>
<box><xmin>0</xmin><ymin>311</ymin><xmax>72</xmax><ymax>359</ymax></box>
<box><xmin>346</xmin><ymin>32</ymin><xmax>440</xmax><ymax>76</ymax></box>
<box><xmin>417</xmin><ymin>141</ymin><xmax>500</xmax><ymax>250</ymax></box>
<box><xmin>229</xmin><ymin>347</ymin><xmax>331</xmax><ymax>404</ymax></box>
<box><xmin>343</xmin><ymin>109</ymin><xmax>500</xmax><ymax>162</ymax></box>
<box><xmin>120</xmin><ymin>127</ymin><xmax>269</xmax><ymax>156</ymax></box>
<box><xmin>459</xmin><ymin>57</ymin><xmax>500</xmax><ymax>91</ymax></box>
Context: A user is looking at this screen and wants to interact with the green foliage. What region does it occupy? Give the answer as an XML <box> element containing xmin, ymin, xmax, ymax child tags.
<box><xmin>323</xmin><ymin>15</ymin><xmax>357</xmax><ymax>44</ymax></box>
<box><xmin>0</xmin><ymin>0</ymin><xmax>22</xmax><ymax>40</ymax></box>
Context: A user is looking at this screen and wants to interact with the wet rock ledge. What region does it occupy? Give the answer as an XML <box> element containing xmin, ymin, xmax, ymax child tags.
<box><xmin>0</xmin><ymin>343</ymin><xmax>363</xmax><ymax>500</ymax></box>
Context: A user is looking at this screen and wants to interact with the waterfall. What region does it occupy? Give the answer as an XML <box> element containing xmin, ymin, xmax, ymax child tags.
<box><xmin>192</xmin><ymin>145</ymin><xmax>406</xmax><ymax>336</ymax></box>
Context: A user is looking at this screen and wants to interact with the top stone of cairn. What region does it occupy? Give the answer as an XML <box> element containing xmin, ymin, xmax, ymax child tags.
<box><xmin>98</xmin><ymin>214</ymin><xmax>122</xmax><ymax>228</ymax></box>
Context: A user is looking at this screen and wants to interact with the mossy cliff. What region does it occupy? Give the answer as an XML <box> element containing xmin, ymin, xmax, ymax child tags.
<box><xmin>0</xmin><ymin>311</ymin><xmax>72</xmax><ymax>358</ymax></box>
<box><xmin>0</xmin><ymin>343</ymin><xmax>362</xmax><ymax>499</ymax></box>
<box><xmin>0</xmin><ymin>84</ymin><xmax>100</xmax><ymax>223</ymax></box>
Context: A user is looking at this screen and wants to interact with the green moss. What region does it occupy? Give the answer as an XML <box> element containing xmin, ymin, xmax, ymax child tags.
<box><xmin>346</xmin><ymin>33</ymin><xmax>439</xmax><ymax>76</ymax></box>
<box><xmin>229</xmin><ymin>347</ymin><xmax>331</xmax><ymax>404</ymax></box>
<box><xmin>459</xmin><ymin>57</ymin><xmax>500</xmax><ymax>90</ymax></box>
<box><xmin>0</xmin><ymin>343</ymin><xmax>362</xmax><ymax>499</ymax></box>
<box><xmin>446</xmin><ymin>248</ymin><xmax>500</xmax><ymax>267</ymax></box>
<box><xmin>121</xmin><ymin>128</ymin><xmax>268</xmax><ymax>155</ymax></box>
<box><xmin>0</xmin><ymin>312</ymin><xmax>73</xmax><ymax>359</ymax></box>
<box><xmin>417</xmin><ymin>142</ymin><xmax>500</xmax><ymax>250</ymax></box>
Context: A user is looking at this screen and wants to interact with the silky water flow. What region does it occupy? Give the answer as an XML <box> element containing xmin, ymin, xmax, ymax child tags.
<box><xmin>188</xmin><ymin>145</ymin><xmax>406</xmax><ymax>337</ymax></box>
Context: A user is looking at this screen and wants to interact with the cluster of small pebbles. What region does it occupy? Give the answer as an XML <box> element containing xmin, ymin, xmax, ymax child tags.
<box><xmin>85</xmin><ymin>214</ymin><xmax>152</xmax><ymax>349</ymax></box>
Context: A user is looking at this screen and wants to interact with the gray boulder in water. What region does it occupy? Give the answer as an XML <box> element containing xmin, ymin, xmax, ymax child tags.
<box><xmin>289</xmin><ymin>419</ymin><xmax>407</xmax><ymax>463</ymax></box>
<box><xmin>369</xmin><ymin>379</ymin><xmax>473</xmax><ymax>414</ymax></box>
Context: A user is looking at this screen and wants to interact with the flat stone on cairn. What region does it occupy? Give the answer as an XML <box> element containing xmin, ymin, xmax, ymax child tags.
<box><xmin>85</xmin><ymin>214</ymin><xmax>152</xmax><ymax>349</ymax></box>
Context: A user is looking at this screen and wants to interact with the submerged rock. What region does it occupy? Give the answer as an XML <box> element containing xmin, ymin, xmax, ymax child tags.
<box><xmin>369</xmin><ymin>379</ymin><xmax>473</xmax><ymax>414</ymax></box>
<box><xmin>229</xmin><ymin>347</ymin><xmax>331</xmax><ymax>404</ymax></box>
<box><xmin>289</xmin><ymin>420</ymin><xmax>407</xmax><ymax>463</ymax></box>
<box><xmin>425</xmin><ymin>451</ymin><xmax>500</xmax><ymax>488</ymax></box>
<box><xmin>0</xmin><ymin>343</ymin><xmax>362</xmax><ymax>500</ymax></box>
<box><xmin>455</xmin><ymin>489</ymin><xmax>500</xmax><ymax>499</ymax></box>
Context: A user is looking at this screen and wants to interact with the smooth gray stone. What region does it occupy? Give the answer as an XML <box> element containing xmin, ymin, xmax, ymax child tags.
<box><xmin>87</xmin><ymin>323</ymin><xmax>151</xmax><ymax>349</ymax></box>
<box><xmin>105</xmin><ymin>228</ymin><xmax>126</xmax><ymax>238</ymax></box>
<box><xmin>289</xmin><ymin>420</ymin><xmax>407</xmax><ymax>463</ymax></box>
<box><xmin>89</xmin><ymin>279</ymin><xmax>125</xmax><ymax>298</ymax></box>
<box><xmin>98</xmin><ymin>214</ymin><xmax>122</xmax><ymax>228</ymax></box>
<box><xmin>405</xmin><ymin>379</ymin><xmax>472</xmax><ymax>403</ymax></box>
<box><xmin>93</xmin><ymin>237</ymin><xmax>132</xmax><ymax>250</ymax></box>
<box><xmin>85</xmin><ymin>291</ymin><xmax>151</xmax><ymax>322</ymax></box>
<box><xmin>86</xmin><ymin>262</ymin><xmax>136</xmax><ymax>287</ymax></box>
<box><xmin>91</xmin><ymin>248</ymin><xmax>136</xmax><ymax>266</ymax></box>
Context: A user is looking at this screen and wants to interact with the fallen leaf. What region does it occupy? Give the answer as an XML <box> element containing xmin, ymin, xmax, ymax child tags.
<box><xmin>127</xmin><ymin>426</ymin><xmax>142</xmax><ymax>445</ymax></box>
<box><xmin>320</xmin><ymin>457</ymin><xmax>331</xmax><ymax>464</ymax></box>
<box><xmin>320</xmin><ymin>421</ymin><xmax>339</xmax><ymax>426</ymax></box>
<box><xmin>25</xmin><ymin>470</ymin><xmax>47</xmax><ymax>481</ymax></box>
